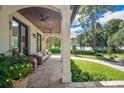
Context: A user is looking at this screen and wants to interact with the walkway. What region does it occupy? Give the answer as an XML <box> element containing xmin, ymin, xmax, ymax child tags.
<box><xmin>28</xmin><ymin>55</ymin><xmax>63</xmax><ymax>88</ymax></box>
<box><xmin>27</xmin><ymin>55</ymin><xmax>124</xmax><ymax>88</ymax></box>
<box><xmin>71</xmin><ymin>56</ymin><xmax>124</xmax><ymax>72</ymax></box>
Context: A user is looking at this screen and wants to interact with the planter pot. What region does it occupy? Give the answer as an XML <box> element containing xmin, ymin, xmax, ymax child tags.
<box><xmin>12</xmin><ymin>76</ymin><xmax>29</xmax><ymax>88</ymax></box>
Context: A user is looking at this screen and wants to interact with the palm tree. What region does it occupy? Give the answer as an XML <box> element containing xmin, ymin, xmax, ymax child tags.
<box><xmin>79</xmin><ymin>5</ymin><xmax>114</xmax><ymax>51</ymax></box>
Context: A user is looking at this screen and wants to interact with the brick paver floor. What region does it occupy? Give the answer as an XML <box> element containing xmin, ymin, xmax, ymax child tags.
<box><xmin>28</xmin><ymin>55</ymin><xmax>63</xmax><ymax>88</ymax></box>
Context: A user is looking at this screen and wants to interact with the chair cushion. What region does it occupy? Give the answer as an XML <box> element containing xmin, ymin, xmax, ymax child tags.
<box><xmin>42</xmin><ymin>55</ymin><xmax>49</xmax><ymax>61</ymax></box>
<box><xmin>37</xmin><ymin>52</ymin><xmax>43</xmax><ymax>57</ymax></box>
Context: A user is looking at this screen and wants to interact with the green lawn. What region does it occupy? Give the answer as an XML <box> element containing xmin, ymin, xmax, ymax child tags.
<box><xmin>74</xmin><ymin>54</ymin><xmax>97</xmax><ymax>59</ymax></box>
<box><xmin>73</xmin><ymin>54</ymin><xmax>115</xmax><ymax>62</ymax></box>
<box><xmin>74</xmin><ymin>59</ymin><xmax>124</xmax><ymax>80</ymax></box>
<box><xmin>112</xmin><ymin>53</ymin><xmax>124</xmax><ymax>58</ymax></box>
<box><xmin>73</xmin><ymin>52</ymin><xmax>124</xmax><ymax>62</ymax></box>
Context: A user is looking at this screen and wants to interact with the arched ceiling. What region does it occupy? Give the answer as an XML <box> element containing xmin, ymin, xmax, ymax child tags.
<box><xmin>18</xmin><ymin>7</ymin><xmax>61</xmax><ymax>33</ymax></box>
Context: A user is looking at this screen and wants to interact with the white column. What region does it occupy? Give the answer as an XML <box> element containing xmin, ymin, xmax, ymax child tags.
<box><xmin>61</xmin><ymin>10</ymin><xmax>72</xmax><ymax>83</ymax></box>
<box><xmin>60</xmin><ymin>32</ymin><xmax>63</xmax><ymax>61</ymax></box>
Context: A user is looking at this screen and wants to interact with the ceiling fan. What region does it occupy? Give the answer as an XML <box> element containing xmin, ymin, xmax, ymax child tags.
<box><xmin>40</xmin><ymin>14</ymin><xmax>49</xmax><ymax>22</ymax></box>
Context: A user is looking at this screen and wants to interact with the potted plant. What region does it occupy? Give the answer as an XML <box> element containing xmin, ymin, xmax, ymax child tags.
<box><xmin>0</xmin><ymin>53</ymin><xmax>33</xmax><ymax>88</ymax></box>
<box><xmin>10</xmin><ymin>63</ymin><xmax>33</xmax><ymax>88</ymax></box>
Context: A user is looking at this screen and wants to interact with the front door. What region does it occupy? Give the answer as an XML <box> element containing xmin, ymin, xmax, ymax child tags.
<box><xmin>12</xmin><ymin>17</ymin><xmax>28</xmax><ymax>55</ymax></box>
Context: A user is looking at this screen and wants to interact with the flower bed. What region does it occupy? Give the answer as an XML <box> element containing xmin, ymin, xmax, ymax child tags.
<box><xmin>0</xmin><ymin>54</ymin><xmax>33</xmax><ymax>88</ymax></box>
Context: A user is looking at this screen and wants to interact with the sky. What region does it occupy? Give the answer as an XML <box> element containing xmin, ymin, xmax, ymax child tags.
<box><xmin>70</xmin><ymin>5</ymin><xmax>124</xmax><ymax>38</ymax></box>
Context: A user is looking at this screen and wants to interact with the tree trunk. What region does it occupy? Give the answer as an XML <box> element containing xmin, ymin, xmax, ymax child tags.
<box><xmin>80</xmin><ymin>46</ymin><xmax>82</xmax><ymax>50</ymax></box>
<box><xmin>91</xmin><ymin>16</ymin><xmax>97</xmax><ymax>51</ymax></box>
<box><xmin>83</xmin><ymin>46</ymin><xmax>85</xmax><ymax>50</ymax></box>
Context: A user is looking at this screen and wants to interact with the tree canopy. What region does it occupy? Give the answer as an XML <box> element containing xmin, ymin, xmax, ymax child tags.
<box><xmin>46</xmin><ymin>37</ymin><xmax>61</xmax><ymax>50</ymax></box>
<box><xmin>78</xmin><ymin>5</ymin><xmax>114</xmax><ymax>50</ymax></box>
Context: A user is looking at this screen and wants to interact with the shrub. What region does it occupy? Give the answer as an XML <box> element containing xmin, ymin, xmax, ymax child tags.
<box><xmin>71</xmin><ymin>50</ymin><xmax>96</xmax><ymax>55</ymax></box>
<box><xmin>71</xmin><ymin>49</ymin><xmax>79</xmax><ymax>54</ymax></box>
<box><xmin>96</xmin><ymin>50</ymin><xmax>107</xmax><ymax>54</ymax></box>
<box><xmin>16</xmin><ymin>55</ymin><xmax>28</xmax><ymax>64</ymax></box>
<box><xmin>95</xmin><ymin>53</ymin><xmax>103</xmax><ymax>57</ymax></box>
<box><xmin>0</xmin><ymin>54</ymin><xmax>32</xmax><ymax>87</ymax></box>
<box><xmin>71</xmin><ymin>60</ymin><xmax>111</xmax><ymax>82</ymax></box>
<box><xmin>71</xmin><ymin>60</ymin><xmax>83</xmax><ymax>82</ymax></box>
<box><xmin>0</xmin><ymin>66</ymin><xmax>12</xmax><ymax>87</ymax></box>
<box><xmin>9</xmin><ymin>63</ymin><xmax>33</xmax><ymax>80</ymax></box>
<box><xmin>50</xmin><ymin>47</ymin><xmax>60</xmax><ymax>53</ymax></box>
<box><xmin>114</xmin><ymin>56</ymin><xmax>118</xmax><ymax>58</ymax></box>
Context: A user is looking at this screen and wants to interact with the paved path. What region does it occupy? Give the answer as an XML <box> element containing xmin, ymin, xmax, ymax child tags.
<box><xmin>71</xmin><ymin>56</ymin><xmax>124</xmax><ymax>72</ymax></box>
<box><xmin>28</xmin><ymin>55</ymin><xmax>63</xmax><ymax>88</ymax></box>
<box><xmin>27</xmin><ymin>55</ymin><xmax>124</xmax><ymax>88</ymax></box>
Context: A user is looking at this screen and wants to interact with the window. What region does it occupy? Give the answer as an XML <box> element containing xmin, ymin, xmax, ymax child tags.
<box><xmin>12</xmin><ymin>20</ymin><xmax>19</xmax><ymax>51</ymax></box>
<box><xmin>37</xmin><ymin>33</ymin><xmax>42</xmax><ymax>52</ymax></box>
<box><xmin>12</xmin><ymin>17</ymin><xmax>28</xmax><ymax>55</ymax></box>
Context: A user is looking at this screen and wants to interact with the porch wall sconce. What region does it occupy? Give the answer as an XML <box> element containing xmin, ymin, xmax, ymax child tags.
<box><xmin>33</xmin><ymin>33</ymin><xmax>36</xmax><ymax>38</ymax></box>
<box><xmin>9</xmin><ymin>21</ymin><xmax>12</xmax><ymax>30</ymax></box>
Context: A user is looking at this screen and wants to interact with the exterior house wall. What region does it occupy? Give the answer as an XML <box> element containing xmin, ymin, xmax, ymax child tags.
<box><xmin>12</xmin><ymin>12</ymin><xmax>44</xmax><ymax>54</ymax></box>
<box><xmin>0</xmin><ymin>11</ymin><xmax>44</xmax><ymax>54</ymax></box>
<box><xmin>0</xmin><ymin>12</ymin><xmax>10</xmax><ymax>53</ymax></box>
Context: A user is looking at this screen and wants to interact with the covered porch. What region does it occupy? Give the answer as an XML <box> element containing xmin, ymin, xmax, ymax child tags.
<box><xmin>0</xmin><ymin>5</ymin><xmax>79</xmax><ymax>83</ymax></box>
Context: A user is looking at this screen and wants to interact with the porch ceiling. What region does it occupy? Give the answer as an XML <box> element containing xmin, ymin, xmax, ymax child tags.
<box><xmin>18</xmin><ymin>7</ymin><xmax>61</xmax><ymax>33</ymax></box>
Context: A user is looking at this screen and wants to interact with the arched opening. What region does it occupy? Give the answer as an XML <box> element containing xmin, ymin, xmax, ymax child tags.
<box><xmin>8</xmin><ymin>6</ymin><xmax>61</xmax><ymax>55</ymax></box>
<box><xmin>45</xmin><ymin>36</ymin><xmax>61</xmax><ymax>54</ymax></box>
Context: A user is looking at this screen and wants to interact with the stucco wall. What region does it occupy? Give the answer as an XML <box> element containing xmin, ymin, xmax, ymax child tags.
<box><xmin>0</xmin><ymin>11</ymin><xmax>44</xmax><ymax>54</ymax></box>
<box><xmin>13</xmin><ymin>12</ymin><xmax>44</xmax><ymax>54</ymax></box>
<box><xmin>0</xmin><ymin>12</ymin><xmax>10</xmax><ymax>53</ymax></box>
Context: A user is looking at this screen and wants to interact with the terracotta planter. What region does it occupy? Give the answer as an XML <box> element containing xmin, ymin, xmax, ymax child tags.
<box><xmin>12</xmin><ymin>76</ymin><xmax>29</xmax><ymax>88</ymax></box>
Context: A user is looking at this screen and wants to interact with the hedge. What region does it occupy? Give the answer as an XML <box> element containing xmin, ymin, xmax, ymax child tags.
<box><xmin>71</xmin><ymin>60</ymin><xmax>111</xmax><ymax>82</ymax></box>
<box><xmin>71</xmin><ymin>50</ymin><xmax>96</xmax><ymax>55</ymax></box>
<box><xmin>50</xmin><ymin>47</ymin><xmax>60</xmax><ymax>53</ymax></box>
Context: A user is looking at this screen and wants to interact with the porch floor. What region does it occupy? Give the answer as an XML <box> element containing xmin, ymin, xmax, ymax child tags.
<box><xmin>27</xmin><ymin>55</ymin><xmax>124</xmax><ymax>88</ymax></box>
<box><xmin>28</xmin><ymin>55</ymin><xmax>63</xmax><ymax>88</ymax></box>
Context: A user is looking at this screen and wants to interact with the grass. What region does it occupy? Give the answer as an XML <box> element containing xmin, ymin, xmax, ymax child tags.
<box><xmin>74</xmin><ymin>59</ymin><xmax>124</xmax><ymax>80</ymax></box>
<box><xmin>75</xmin><ymin>54</ymin><xmax>97</xmax><ymax>59</ymax></box>
<box><xmin>73</xmin><ymin>54</ymin><xmax>116</xmax><ymax>62</ymax></box>
<box><xmin>73</xmin><ymin>52</ymin><xmax>124</xmax><ymax>62</ymax></box>
<box><xmin>112</xmin><ymin>53</ymin><xmax>124</xmax><ymax>58</ymax></box>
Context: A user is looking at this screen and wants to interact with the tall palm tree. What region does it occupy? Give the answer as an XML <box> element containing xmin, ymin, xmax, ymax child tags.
<box><xmin>79</xmin><ymin>5</ymin><xmax>114</xmax><ymax>51</ymax></box>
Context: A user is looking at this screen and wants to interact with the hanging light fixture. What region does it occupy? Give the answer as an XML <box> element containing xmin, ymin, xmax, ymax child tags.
<box><xmin>40</xmin><ymin>13</ymin><xmax>49</xmax><ymax>22</ymax></box>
